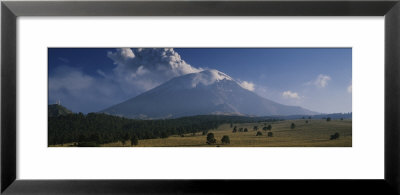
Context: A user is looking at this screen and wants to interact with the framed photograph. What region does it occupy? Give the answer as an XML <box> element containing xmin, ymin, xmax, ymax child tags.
<box><xmin>2</xmin><ymin>0</ymin><xmax>399</xmax><ymax>194</ymax></box>
<box><xmin>48</xmin><ymin>47</ymin><xmax>352</xmax><ymax>148</ymax></box>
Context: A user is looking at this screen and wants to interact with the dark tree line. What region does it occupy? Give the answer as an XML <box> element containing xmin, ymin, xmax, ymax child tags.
<box><xmin>49</xmin><ymin>113</ymin><xmax>279</xmax><ymax>146</ymax></box>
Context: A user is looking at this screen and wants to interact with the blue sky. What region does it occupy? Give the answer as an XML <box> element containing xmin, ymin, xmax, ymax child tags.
<box><xmin>49</xmin><ymin>48</ymin><xmax>352</xmax><ymax>114</ymax></box>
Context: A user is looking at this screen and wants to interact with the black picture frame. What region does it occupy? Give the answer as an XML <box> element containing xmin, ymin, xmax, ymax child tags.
<box><xmin>2</xmin><ymin>0</ymin><xmax>400</xmax><ymax>194</ymax></box>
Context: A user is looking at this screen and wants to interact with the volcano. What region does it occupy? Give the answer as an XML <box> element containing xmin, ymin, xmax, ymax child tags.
<box><xmin>101</xmin><ymin>69</ymin><xmax>317</xmax><ymax>119</ymax></box>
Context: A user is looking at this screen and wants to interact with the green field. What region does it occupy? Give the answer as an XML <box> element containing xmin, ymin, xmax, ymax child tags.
<box><xmin>87</xmin><ymin>119</ymin><xmax>351</xmax><ymax>147</ymax></box>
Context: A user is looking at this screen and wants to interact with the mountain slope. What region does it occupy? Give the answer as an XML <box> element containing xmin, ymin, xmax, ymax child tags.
<box><xmin>101</xmin><ymin>69</ymin><xmax>317</xmax><ymax>119</ymax></box>
<box><xmin>48</xmin><ymin>104</ymin><xmax>72</xmax><ymax>117</ymax></box>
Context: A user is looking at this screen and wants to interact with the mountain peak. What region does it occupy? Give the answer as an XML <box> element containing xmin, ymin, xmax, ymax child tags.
<box><xmin>188</xmin><ymin>69</ymin><xmax>234</xmax><ymax>88</ymax></box>
<box><xmin>198</xmin><ymin>69</ymin><xmax>234</xmax><ymax>81</ymax></box>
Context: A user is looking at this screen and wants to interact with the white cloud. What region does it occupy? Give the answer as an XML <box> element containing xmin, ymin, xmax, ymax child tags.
<box><xmin>49</xmin><ymin>66</ymin><xmax>94</xmax><ymax>91</ymax></box>
<box><xmin>107</xmin><ymin>48</ymin><xmax>203</xmax><ymax>92</ymax></box>
<box><xmin>315</xmin><ymin>74</ymin><xmax>331</xmax><ymax>88</ymax></box>
<box><xmin>97</xmin><ymin>69</ymin><xmax>107</xmax><ymax>78</ymax></box>
<box><xmin>49</xmin><ymin>66</ymin><xmax>123</xmax><ymax>113</ymax></box>
<box><xmin>347</xmin><ymin>82</ymin><xmax>352</xmax><ymax>93</ymax></box>
<box><xmin>306</xmin><ymin>74</ymin><xmax>331</xmax><ymax>88</ymax></box>
<box><xmin>238</xmin><ymin>80</ymin><xmax>255</xmax><ymax>91</ymax></box>
<box><xmin>282</xmin><ymin>90</ymin><xmax>301</xmax><ymax>99</ymax></box>
<box><xmin>107</xmin><ymin>48</ymin><xmax>135</xmax><ymax>65</ymax></box>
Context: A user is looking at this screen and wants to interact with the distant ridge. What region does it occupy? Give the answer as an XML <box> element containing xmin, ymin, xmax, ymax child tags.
<box><xmin>48</xmin><ymin>104</ymin><xmax>72</xmax><ymax>117</ymax></box>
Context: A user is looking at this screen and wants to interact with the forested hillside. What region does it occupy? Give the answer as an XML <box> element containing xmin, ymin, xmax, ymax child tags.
<box><xmin>48</xmin><ymin>104</ymin><xmax>72</xmax><ymax>117</ymax></box>
<box><xmin>48</xmin><ymin>112</ymin><xmax>281</xmax><ymax>146</ymax></box>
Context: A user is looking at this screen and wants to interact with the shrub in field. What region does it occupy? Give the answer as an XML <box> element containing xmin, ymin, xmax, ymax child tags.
<box><xmin>232</xmin><ymin>128</ymin><xmax>237</xmax><ymax>133</ymax></box>
<box><xmin>256</xmin><ymin>131</ymin><xmax>263</xmax><ymax>136</ymax></box>
<box><xmin>244</xmin><ymin>128</ymin><xmax>248</xmax><ymax>132</ymax></box>
<box><xmin>291</xmin><ymin>123</ymin><xmax>296</xmax><ymax>129</ymax></box>
<box><xmin>206</xmin><ymin>133</ymin><xmax>217</xmax><ymax>144</ymax></box>
<box><xmin>221</xmin><ymin>135</ymin><xmax>230</xmax><ymax>144</ymax></box>
<box><xmin>330</xmin><ymin>132</ymin><xmax>340</xmax><ymax>140</ymax></box>
<box><xmin>327</xmin><ymin>117</ymin><xmax>331</xmax><ymax>122</ymax></box>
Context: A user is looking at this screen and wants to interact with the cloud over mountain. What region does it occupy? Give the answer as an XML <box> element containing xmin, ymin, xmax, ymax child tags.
<box><xmin>49</xmin><ymin>48</ymin><xmax>257</xmax><ymax>113</ymax></box>
<box><xmin>107</xmin><ymin>48</ymin><xmax>204</xmax><ymax>92</ymax></box>
<box><xmin>282</xmin><ymin>90</ymin><xmax>300</xmax><ymax>99</ymax></box>
<box><xmin>238</xmin><ymin>81</ymin><xmax>255</xmax><ymax>91</ymax></box>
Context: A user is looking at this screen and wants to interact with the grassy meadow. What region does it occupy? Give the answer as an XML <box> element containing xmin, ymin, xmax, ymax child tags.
<box><xmin>52</xmin><ymin>119</ymin><xmax>351</xmax><ymax>147</ymax></box>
